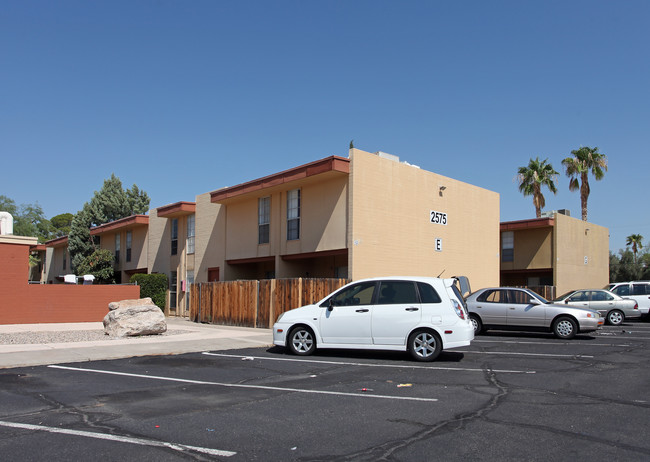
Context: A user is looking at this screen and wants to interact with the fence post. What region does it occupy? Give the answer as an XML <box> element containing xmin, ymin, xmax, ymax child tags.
<box><xmin>198</xmin><ymin>283</ymin><xmax>202</xmax><ymax>323</ymax></box>
<box><xmin>269</xmin><ymin>279</ymin><xmax>276</xmax><ymax>328</ymax></box>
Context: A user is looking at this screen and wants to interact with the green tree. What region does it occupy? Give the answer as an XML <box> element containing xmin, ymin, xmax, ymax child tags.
<box><xmin>50</xmin><ymin>213</ymin><xmax>74</xmax><ymax>238</ymax></box>
<box><xmin>0</xmin><ymin>195</ymin><xmax>53</xmax><ymax>242</ymax></box>
<box><xmin>609</xmin><ymin>251</ymin><xmax>620</xmax><ymax>283</ymax></box>
<box><xmin>75</xmin><ymin>249</ymin><xmax>115</xmax><ymax>284</ymax></box>
<box><xmin>626</xmin><ymin>234</ymin><xmax>643</xmax><ymax>264</ymax></box>
<box><xmin>68</xmin><ymin>174</ymin><xmax>150</xmax><ymax>272</ymax></box>
<box><xmin>561</xmin><ymin>146</ymin><xmax>608</xmax><ymax>221</ymax></box>
<box><xmin>616</xmin><ymin>249</ymin><xmax>641</xmax><ymax>281</ymax></box>
<box><xmin>517</xmin><ymin>157</ymin><xmax>559</xmax><ymax>218</ymax></box>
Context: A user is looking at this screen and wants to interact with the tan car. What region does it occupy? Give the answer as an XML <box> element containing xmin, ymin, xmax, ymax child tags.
<box><xmin>466</xmin><ymin>287</ymin><xmax>603</xmax><ymax>339</ymax></box>
<box><xmin>553</xmin><ymin>289</ymin><xmax>640</xmax><ymax>326</ymax></box>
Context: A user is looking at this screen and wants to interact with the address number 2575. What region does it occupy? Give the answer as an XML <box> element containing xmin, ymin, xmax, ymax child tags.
<box><xmin>430</xmin><ymin>210</ymin><xmax>448</xmax><ymax>225</ymax></box>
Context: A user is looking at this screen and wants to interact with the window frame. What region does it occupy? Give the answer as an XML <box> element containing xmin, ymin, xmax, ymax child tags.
<box><xmin>171</xmin><ymin>218</ymin><xmax>178</xmax><ymax>256</ymax></box>
<box><xmin>258</xmin><ymin>197</ymin><xmax>270</xmax><ymax>245</ymax></box>
<box><xmin>286</xmin><ymin>189</ymin><xmax>301</xmax><ymax>241</ymax></box>
<box><xmin>187</xmin><ymin>214</ymin><xmax>195</xmax><ymax>254</ymax></box>
<box><xmin>126</xmin><ymin>230</ymin><xmax>132</xmax><ymax>262</ymax></box>
<box><xmin>501</xmin><ymin>231</ymin><xmax>514</xmax><ymax>262</ymax></box>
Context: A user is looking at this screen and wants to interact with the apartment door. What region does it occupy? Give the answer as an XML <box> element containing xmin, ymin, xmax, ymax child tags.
<box><xmin>208</xmin><ymin>267</ymin><xmax>219</xmax><ymax>282</ymax></box>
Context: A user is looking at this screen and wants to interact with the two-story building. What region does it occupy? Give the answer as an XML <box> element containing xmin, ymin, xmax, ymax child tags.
<box><xmin>500</xmin><ymin>211</ymin><xmax>609</xmax><ymax>296</ymax></box>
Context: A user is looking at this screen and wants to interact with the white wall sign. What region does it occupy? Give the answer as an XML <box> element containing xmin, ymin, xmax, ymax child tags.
<box><xmin>435</xmin><ymin>238</ymin><xmax>442</xmax><ymax>252</ymax></box>
<box><xmin>430</xmin><ymin>210</ymin><xmax>447</xmax><ymax>225</ymax></box>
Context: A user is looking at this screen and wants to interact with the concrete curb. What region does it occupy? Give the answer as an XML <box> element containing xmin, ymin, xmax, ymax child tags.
<box><xmin>0</xmin><ymin>318</ymin><xmax>274</xmax><ymax>369</ymax></box>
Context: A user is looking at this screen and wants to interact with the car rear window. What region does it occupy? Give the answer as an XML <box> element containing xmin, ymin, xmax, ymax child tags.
<box><xmin>632</xmin><ymin>284</ymin><xmax>649</xmax><ymax>295</ymax></box>
<box><xmin>417</xmin><ymin>282</ymin><xmax>442</xmax><ymax>304</ymax></box>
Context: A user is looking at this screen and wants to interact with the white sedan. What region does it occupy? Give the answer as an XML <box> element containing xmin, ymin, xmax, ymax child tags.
<box><xmin>273</xmin><ymin>276</ymin><xmax>474</xmax><ymax>362</ymax></box>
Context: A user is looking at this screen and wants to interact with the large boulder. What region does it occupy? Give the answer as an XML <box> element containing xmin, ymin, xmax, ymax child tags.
<box><xmin>103</xmin><ymin>297</ymin><xmax>167</xmax><ymax>338</ymax></box>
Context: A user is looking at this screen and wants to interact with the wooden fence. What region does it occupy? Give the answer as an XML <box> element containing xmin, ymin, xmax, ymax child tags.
<box><xmin>521</xmin><ymin>285</ymin><xmax>556</xmax><ymax>300</ymax></box>
<box><xmin>189</xmin><ymin>278</ymin><xmax>350</xmax><ymax>328</ymax></box>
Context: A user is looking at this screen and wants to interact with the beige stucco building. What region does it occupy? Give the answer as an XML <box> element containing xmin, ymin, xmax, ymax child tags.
<box><xmin>43</xmin><ymin>147</ymin><xmax>611</xmax><ymax>315</ymax></box>
<box><xmin>44</xmin><ymin>236</ymin><xmax>70</xmax><ymax>283</ymax></box>
<box><xmin>201</xmin><ymin>148</ymin><xmax>501</xmax><ymax>291</ymax></box>
<box><xmin>89</xmin><ymin>215</ymin><xmax>149</xmax><ymax>284</ymax></box>
<box><xmin>500</xmin><ymin>212</ymin><xmax>610</xmax><ymax>296</ymax></box>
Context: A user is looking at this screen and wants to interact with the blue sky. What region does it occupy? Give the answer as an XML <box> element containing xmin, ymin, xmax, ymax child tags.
<box><xmin>2</xmin><ymin>0</ymin><xmax>648</xmax><ymax>252</ymax></box>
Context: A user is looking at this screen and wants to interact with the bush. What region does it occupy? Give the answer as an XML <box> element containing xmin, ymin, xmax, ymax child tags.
<box><xmin>76</xmin><ymin>249</ymin><xmax>115</xmax><ymax>284</ymax></box>
<box><xmin>130</xmin><ymin>273</ymin><xmax>168</xmax><ymax>310</ymax></box>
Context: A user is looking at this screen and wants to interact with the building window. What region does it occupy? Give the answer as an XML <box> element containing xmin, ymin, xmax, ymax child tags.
<box><xmin>170</xmin><ymin>271</ymin><xmax>177</xmax><ymax>309</ymax></box>
<box><xmin>63</xmin><ymin>251</ymin><xmax>66</xmax><ymax>270</ymax></box>
<box><xmin>126</xmin><ymin>230</ymin><xmax>132</xmax><ymax>262</ymax></box>
<box><xmin>185</xmin><ymin>270</ymin><xmax>194</xmax><ymax>312</ymax></box>
<box><xmin>502</xmin><ymin>231</ymin><xmax>514</xmax><ymax>262</ymax></box>
<box><xmin>258</xmin><ymin>197</ymin><xmax>270</xmax><ymax>244</ymax></box>
<box><xmin>115</xmin><ymin>234</ymin><xmax>120</xmax><ymax>263</ymax></box>
<box><xmin>187</xmin><ymin>214</ymin><xmax>195</xmax><ymax>254</ymax></box>
<box><xmin>287</xmin><ymin>189</ymin><xmax>300</xmax><ymax>241</ymax></box>
<box><xmin>171</xmin><ymin>218</ymin><xmax>178</xmax><ymax>255</ymax></box>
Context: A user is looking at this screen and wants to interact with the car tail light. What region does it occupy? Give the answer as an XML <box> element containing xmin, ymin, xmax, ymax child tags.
<box><xmin>452</xmin><ymin>299</ymin><xmax>465</xmax><ymax>319</ymax></box>
<box><xmin>634</xmin><ymin>302</ymin><xmax>638</xmax><ymax>310</ymax></box>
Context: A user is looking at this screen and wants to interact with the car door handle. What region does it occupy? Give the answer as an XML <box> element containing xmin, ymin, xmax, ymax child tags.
<box><xmin>509</xmin><ymin>307</ymin><xmax>516</xmax><ymax>310</ymax></box>
<box><xmin>405</xmin><ymin>307</ymin><xmax>419</xmax><ymax>312</ymax></box>
<box><xmin>355</xmin><ymin>309</ymin><xmax>369</xmax><ymax>313</ymax></box>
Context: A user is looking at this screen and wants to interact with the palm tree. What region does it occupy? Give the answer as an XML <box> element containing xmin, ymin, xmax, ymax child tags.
<box><xmin>626</xmin><ymin>234</ymin><xmax>644</xmax><ymax>264</ymax></box>
<box><xmin>517</xmin><ymin>157</ymin><xmax>559</xmax><ymax>218</ymax></box>
<box><xmin>561</xmin><ymin>146</ymin><xmax>608</xmax><ymax>221</ymax></box>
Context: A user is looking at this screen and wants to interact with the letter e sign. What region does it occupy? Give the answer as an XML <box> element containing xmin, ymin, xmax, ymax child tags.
<box><xmin>435</xmin><ymin>238</ymin><xmax>442</xmax><ymax>252</ymax></box>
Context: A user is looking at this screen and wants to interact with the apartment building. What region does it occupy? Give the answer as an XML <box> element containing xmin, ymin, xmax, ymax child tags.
<box><xmin>45</xmin><ymin>235</ymin><xmax>69</xmax><ymax>283</ymax></box>
<box><xmin>500</xmin><ymin>212</ymin><xmax>609</xmax><ymax>296</ymax></box>
<box><xmin>147</xmin><ymin>201</ymin><xmax>196</xmax><ymax>316</ymax></box>
<box><xmin>89</xmin><ymin>214</ymin><xmax>149</xmax><ymax>283</ymax></box>
<box><xmin>199</xmin><ymin>148</ymin><xmax>501</xmax><ymax>290</ymax></box>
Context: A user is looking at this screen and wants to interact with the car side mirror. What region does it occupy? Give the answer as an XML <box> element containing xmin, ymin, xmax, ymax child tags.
<box><xmin>565</xmin><ymin>300</ymin><xmax>569</xmax><ymax>304</ymax></box>
<box><xmin>328</xmin><ymin>298</ymin><xmax>334</xmax><ymax>312</ymax></box>
<box><xmin>529</xmin><ymin>298</ymin><xmax>541</xmax><ymax>305</ymax></box>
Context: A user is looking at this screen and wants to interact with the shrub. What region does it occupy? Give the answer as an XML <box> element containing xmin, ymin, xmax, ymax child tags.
<box><xmin>130</xmin><ymin>273</ymin><xmax>168</xmax><ymax>310</ymax></box>
<box><xmin>76</xmin><ymin>249</ymin><xmax>115</xmax><ymax>284</ymax></box>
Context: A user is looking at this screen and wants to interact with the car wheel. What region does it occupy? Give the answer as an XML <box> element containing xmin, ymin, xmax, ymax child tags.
<box><xmin>469</xmin><ymin>314</ymin><xmax>483</xmax><ymax>334</ymax></box>
<box><xmin>408</xmin><ymin>329</ymin><xmax>442</xmax><ymax>362</ymax></box>
<box><xmin>607</xmin><ymin>310</ymin><xmax>624</xmax><ymax>326</ymax></box>
<box><xmin>553</xmin><ymin>316</ymin><xmax>577</xmax><ymax>339</ymax></box>
<box><xmin>287</xmin><ymin>326</ymin><xmax>316</xmax><ymax>356</ymax></box>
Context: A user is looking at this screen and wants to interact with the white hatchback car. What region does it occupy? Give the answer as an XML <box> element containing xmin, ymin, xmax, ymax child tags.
<box><xmin>273</xmin><ymin>276</ymin><xmax>474</xmax><ymax>362</ymax></box>
<box><xmin>606</xmin><ymin>281</ymin><xmax>650</xmax><ymax>317</ymax></box>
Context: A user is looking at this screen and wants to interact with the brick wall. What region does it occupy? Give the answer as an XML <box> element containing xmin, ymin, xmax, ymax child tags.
<box><xmin>0</xmin><ymin>241</ymin><xmax>140</xmax><ymax>324</ymax></box>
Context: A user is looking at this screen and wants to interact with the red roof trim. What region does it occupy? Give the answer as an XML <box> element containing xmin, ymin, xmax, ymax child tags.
<box><xmin>157</xmin><ymin>201</ymin><xmax>196</xmax><ymax>218</ymax></box>
<box><xmin>45</xmin><ymin>236</ymin><xmax>68</xmax><ymax>247</ymax></box>
<box><xmin>500</xmin><ymin>217</ymin><xmax>554</xmax><ymax>231</ymax></box>
<box><xmin>90</xmin><ymin>215</ymin><xmax>149</xmax><ymax>235</ymax></box>
<box><xmin>211</xmin><ymin>156</ymin><xmax>350</xmax><ymax>203</ymax></box>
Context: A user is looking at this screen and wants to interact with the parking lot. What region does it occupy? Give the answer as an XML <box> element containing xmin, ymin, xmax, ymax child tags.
<box><xmin>1</xmin><ymin>321</ymin><xmax>649</xmax><ymax>461</ymax></box>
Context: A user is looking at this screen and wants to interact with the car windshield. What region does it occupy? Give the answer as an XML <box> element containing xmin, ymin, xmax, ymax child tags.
<box><xmin>530</xmin><ymin>291</ymin><xmax>549</xmax><ymax>304</ymax></box>
<box><xmin>553</xmin><ymin>291</ymin><xmax>575</xmax><ymax>302</ymax></box>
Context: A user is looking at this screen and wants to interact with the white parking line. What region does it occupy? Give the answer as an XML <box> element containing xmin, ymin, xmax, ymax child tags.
<box><xmin>456</xmin><ymin>350</ymin><xmax>593</xmax><ymax>358</ymax></box>
<box><xmin>48</xmin><ymin>365</ymin><xmax>439</xmax><ymax>402</ymax></box>
<box><xmin>474</xmin><ymin>339</ymin><xmax>631</xmax><ymax>347</ymax></box>
<box><xmin>202</xmin><ymin>352</ymin><xmax>536</xmax><ymax>374</ymax></box>
<box><xmin>0</xmin><ymin>420</ymin><xmax>236</xmax><ymax>457</ymax></box>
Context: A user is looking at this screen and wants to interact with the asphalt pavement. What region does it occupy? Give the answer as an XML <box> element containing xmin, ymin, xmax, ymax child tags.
<box><xmin>0</xmin><ymin>317</ymin><xmax>274</xmax><ymax>369</ymax></box>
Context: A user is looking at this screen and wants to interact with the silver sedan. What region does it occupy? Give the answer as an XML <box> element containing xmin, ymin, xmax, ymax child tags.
<box><xmin>466</xmin><ymin>287</ymin><xmax>603</xmax><ymax>339</ymax></box>
<box><xmin>553</xmin><ymin>289</ymin><xmax>640</xmax><ymax>326</ymax></box>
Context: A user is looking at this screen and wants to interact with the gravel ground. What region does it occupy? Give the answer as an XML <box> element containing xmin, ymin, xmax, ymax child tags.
<box><xmin>0</xmin><ymin>329</ymin><xmax>189</xmax><ymax>345</ymax></box>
